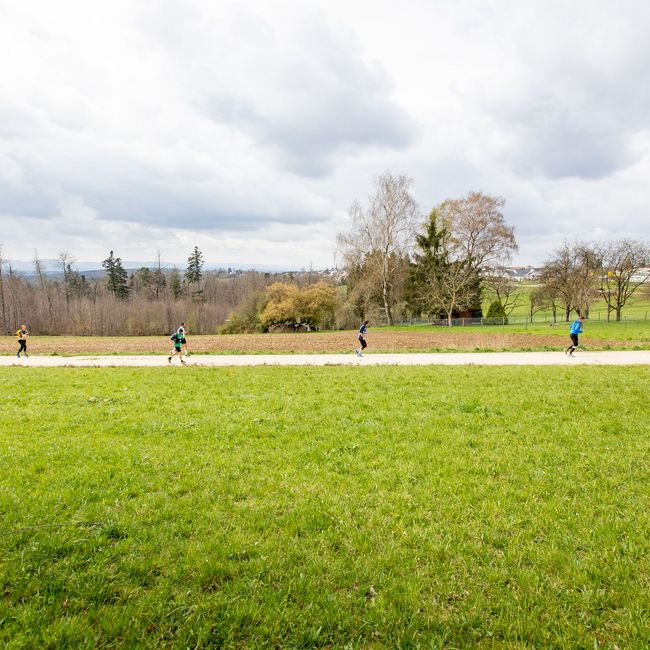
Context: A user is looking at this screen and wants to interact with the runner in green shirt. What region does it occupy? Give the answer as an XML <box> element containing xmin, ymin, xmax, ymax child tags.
<box><xmin>168</xmin><ymin>332</ymin><xmax>186</xmax><ymax>365</ymax></box>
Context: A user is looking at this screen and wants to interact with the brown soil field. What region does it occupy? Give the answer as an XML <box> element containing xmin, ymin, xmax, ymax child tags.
<box><xmin>1</xmin><ymin>330</ymin><xmax>645</xmax><ymax>355</ymax></box>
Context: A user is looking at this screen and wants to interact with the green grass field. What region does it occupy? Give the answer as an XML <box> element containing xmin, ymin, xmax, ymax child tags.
<box><xmin>386</xmin><ymin>319</ymin><xmax>650</xmax><ymax>344</ymax></box>
<box><xmin>488</xmin><ymin>282</ymin><xmax>650</xmax><ymax>322</ymax></box>
<box><xmin>1</xmin><ymin>367</ymin><xmax>649</xmax><ymax>648</ymax></box>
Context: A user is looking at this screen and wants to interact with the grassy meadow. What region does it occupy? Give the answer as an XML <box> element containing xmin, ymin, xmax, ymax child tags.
<box><xmin>386</xmin><ymin>319</ymin><xmax>650</xmax><ymax>345</ymax></box>
<box><xmin>1</xmin><ymin>366</ymin><xmax>649</xmax><ymax>648</ymax></box>
<box><xmin>488</xmin><ymin>281</ymin><xmax>650</xmax><ymax>322</ymax></box>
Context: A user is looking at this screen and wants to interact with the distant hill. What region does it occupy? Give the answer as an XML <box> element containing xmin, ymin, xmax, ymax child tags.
<box><xmin>5</xmin><ymin>259</ymin><xmax>301</xmax><ymax>276</ymax></box>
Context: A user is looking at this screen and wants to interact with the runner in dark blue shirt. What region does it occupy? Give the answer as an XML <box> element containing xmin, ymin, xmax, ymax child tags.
<box><xmin>356</xmin><ymin>320</ymin><xmax>369</xmax><ymax>357</ymax></box>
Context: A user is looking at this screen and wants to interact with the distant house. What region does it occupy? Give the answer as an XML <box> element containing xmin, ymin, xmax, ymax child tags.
<box><xmin>323</xmin><ymin>268</ymin><xmax>347</xmax><ymax>285</ymax></box>
<box><xmin>506</xmin><ymin>266</ymin><xmax>542</xmax><ymax>282</ymax></box>
<box><xmin>485</xmin><ymin>267</ymin><xmax>514</xmax><ymax>280</ymax></box>
<box><xmin>511</xmin><ymin>267</ymin><xmax>531</xmax><ymax>281</ymax></box>
<box><xmin>524</xmin><ymin>267</ymin><xmax>543</xmax><ymax>281</ymax></box>
<box><xmin>630</xmin><ymin>267</ymin><xmax>650</xmax><ymax>283</ymax></box>
<box><xmin>484</xmin><ymin>266</ymin><xmax>542</xmax><ymax>282</ymax></box>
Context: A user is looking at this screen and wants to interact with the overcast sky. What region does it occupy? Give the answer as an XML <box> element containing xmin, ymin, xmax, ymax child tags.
<box><xmin>1</xmin><ymin>0</ymin><xmax>649</xmax><ymax>269</ymax></box>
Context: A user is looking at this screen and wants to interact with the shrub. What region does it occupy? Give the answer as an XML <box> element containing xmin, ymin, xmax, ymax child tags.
<box><xmin>484</xmin><ymin>300</ymin><xmax>508</xmax><ymax>325</ymax></box>
<box><xmin>220</xmin><ymin>291</ymin><xmax>266</xmax><ymax>334</ymax></box>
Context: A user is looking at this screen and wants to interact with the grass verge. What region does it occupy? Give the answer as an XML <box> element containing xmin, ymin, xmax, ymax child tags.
<box><xmin>1</xmin><ymin>366</ymin><xmax>649</xmax><ymax>647</ymax></box>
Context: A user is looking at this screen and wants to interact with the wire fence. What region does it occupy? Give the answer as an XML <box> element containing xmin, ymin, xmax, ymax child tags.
<box><xmin>395</xmin><ymin>313</ymin><xmax>650</xmax><ymax>327</ymax></box>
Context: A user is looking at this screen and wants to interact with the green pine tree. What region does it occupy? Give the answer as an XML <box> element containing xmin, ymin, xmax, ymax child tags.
<box><xmin>185</xmin><ymin>246</ymin><xmax>204</xmax><ymax>290</ymax></box>
<box><xmin>407</xmin><ymin>209</ymin><xmax>450</xmax><ymax>316</ymax></box>
<box><xmin>169</xmin><ymin>267</ymin><xmax>183</xmax><ymax>299</ymax></box>
<box><xmin>68</xmin><ymin>269</ymin><xmax>90</xmax><ymax>299</ymax></box>
<box><xmin>407</xmin><ymin>209</ymin><xmax>482</xmax><ymax>320</ymax></box>
<box><xmin>486</xmin><ymin>299</ymin><xmax>508</xmax><ymax>324</ymax></box>
<box><xmin>102</xmin><ymin>250</ymin><xmax>129</xmax><ymax>299</ymax></box>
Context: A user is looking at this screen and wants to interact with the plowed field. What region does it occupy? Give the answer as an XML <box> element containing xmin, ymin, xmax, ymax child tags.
<box><xmin>1</xmin><ymin>330</ymin><xmax>645</xmax><ymax>355</ymax></box>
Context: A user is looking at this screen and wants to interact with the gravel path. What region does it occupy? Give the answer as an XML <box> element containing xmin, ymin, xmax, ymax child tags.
<box><xmin>3</xmin><ymin>351</ymin><xmax>650</xmax><ymax>367</ymax></box>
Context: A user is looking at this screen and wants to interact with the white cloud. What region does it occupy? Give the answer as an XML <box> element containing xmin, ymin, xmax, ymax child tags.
<box><xmin>1</xmin><ymin>0</ymin><xmax>649</xmax><ymax>267</ymax></box>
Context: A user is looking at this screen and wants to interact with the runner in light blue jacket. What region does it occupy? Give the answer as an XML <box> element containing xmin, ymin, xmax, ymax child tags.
<box><xmin>566</xmin><ymin>316</ymin><xmax>586</xmax><ymax>356</ymax></box>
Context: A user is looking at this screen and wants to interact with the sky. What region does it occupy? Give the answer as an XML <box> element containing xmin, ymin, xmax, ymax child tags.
<box><xmin>1</xmin><ymin>0</ymin><xmax>649</xmax><ymax>269</ymax></box>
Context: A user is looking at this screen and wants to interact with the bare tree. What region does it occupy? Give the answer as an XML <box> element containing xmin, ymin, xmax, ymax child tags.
<box><xmin>338</xmin><ymin>172</ymin><xmax>418</xmax><ymax>325</ymax></box>
<box><xmin>598</xmin><ymin>239</ymin><xmax>650</xmax><ymax>321</ymax></box>
<box><xmin>483</xmin><ymin>273</ymin><xmax>523</xmax><ymax>317</ymax></box>
<box><xmin>151</xmin><ymin>250</ymin><xmax>167</xmax><ymax>301</ymax></box>
<box><xmin>573</xmin><ymin>244</ymin><xmax>601</xmax><ymax>317</ymax></box>
<box><xmin>34</xmin><ymin>252</ymin><xmax>55</xmax><ymax>329</ymax></box>
<box><xmin>539</xmin><ymin>246</ymin><xmax>572</xmax><ymax>320</ymax></box>
<box><xmin>58</xmin><ymin>251</ymin><xmax>75</xmax><ymax>309</ymax></box>
<box><xmin>438</xmin><ymin>192</ymin><xmax>518</xmax><ymax>323</ymax></box>
<box><xmin>528</xmin><ymin>285</ymin><xmax>551</xmax><ymax>322</ymax></box>
<box><xmin>438</xmin><ymin>192</ymin><xmax>518</xmax><ymax>273</ymax></box>
<box><xmin>0</xmin><ymin>244</ymin><xmax>7</xmax><ymax>333</ymax></box>
<box><xmin>540</xmin><ymin>242</ymin><xmax>600</xmax><ymax>320</ymax></box>
<box><xmin>431</xmin><ymin>258</ymin><xmax>479</xmax><ymax>327</ymax></box>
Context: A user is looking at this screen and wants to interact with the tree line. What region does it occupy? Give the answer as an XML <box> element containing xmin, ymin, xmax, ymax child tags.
<box><xmin>1</xmin><ymin>171</ymin><xmax>648</xmax><ymax>335</ymax></box>
<box><xmin>338</xmin><ymin>172</ymin><xmax>650</xmax><ymax>326</ymax></box>
<box><xmin>0</xmin><ymin>246</ymin><xmax>313</xmax><ymax>335</ymax></box>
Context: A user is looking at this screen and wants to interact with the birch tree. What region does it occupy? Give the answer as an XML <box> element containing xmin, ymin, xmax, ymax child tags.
<box><xmin>338</xmin><ymin>172</ymin><xmax>418</xmax><ymax>325</ymax></box>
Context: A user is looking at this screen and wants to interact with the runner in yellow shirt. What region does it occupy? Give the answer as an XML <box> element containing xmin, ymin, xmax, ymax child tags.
<box><xmin>16</xmin><ymin>325</ymin><xmax>29</xmax><ymax>358</ymax></box>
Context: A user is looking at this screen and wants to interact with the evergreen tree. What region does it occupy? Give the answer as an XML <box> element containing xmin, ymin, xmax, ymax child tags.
<box><xmin>135</xmin><ymin>266</ymin><xmax>152</xmax><ymax>286</ymax></box>
<box><xmin>337</xmin><ymin>172</ymin><xmax>417</xmax><ymax>325</ymax></box>
<box><xmin>407</xmin><ymin>209</ymin><xmax>482</xmax><ymax>323</ymax></box>
<box><xmin>185</xmin><ymin>246</ymin><xmax>204</xmax><ymax>290</ymax></box>
<box><xmin>132</xmin><ymin>267</ymin><xmax>152</xmax><ymax>296</ymax></box>
<box><xmin>68</xmin><ymin>269</ymin><xmax>90</xmax><ymax>299</ymax></box>
<box><xmin>169</xmin><ymin>267</ymin><xmax>183</xmax><ymax>299</ymax></box>
<box><xmin>486</xmin><ymin>299</ymin><xmax>508</xmax><ymax>323</ymax></box>
<box><xmin>407</xmin><ymin>209</ymin><xmax>450</xmax><ymax>316</ymax></box>
<box><xmin>102</xmin><ymin>251</ymin><xmax>116</xmax><ymax>290</ymax></box>
<box><xmin>102</xmin><ymin>250</ymin><xmax>129</xmax><ymax>299</ymax></box>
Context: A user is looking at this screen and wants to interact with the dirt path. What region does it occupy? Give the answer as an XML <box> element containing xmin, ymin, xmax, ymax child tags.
<box><xmin>2</xmin><ymin>351</ymin><xmax>650</xmax><ymax>367</ymax></box>
<box><xmin>1</xmin><ymin>330</ymin><xmax>646</xmax><ymax>355</ymax></box>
